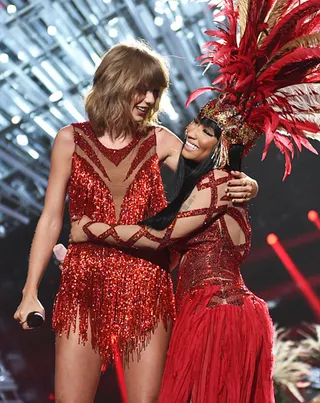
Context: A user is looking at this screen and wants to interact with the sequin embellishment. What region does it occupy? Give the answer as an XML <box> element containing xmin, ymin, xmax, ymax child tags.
<box><xmin>52</xmin><ymin>122</ymin><xmax>175</xmax><ymax>366</ymax></box>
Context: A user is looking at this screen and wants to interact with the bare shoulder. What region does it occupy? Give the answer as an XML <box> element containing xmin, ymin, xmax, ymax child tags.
<box><xmin>154</xmin><ymin>125</ymin><xmax>182</xmax><ymax>167</ymax></box>
<box><xmin>154</xmin><ymin>125</ymin><xmax>182</xmax><ymax>146</ymax></box>
<box><xmin>51</xmin><ymin>125</ymin><xmax>75</xmax><ymax>160</ymax></box>
<box><xmin>53</xmin><ymin>125</ymin><xmax>74</xmax><ymax>150</ymax></box>
<box><xmin>55</xmin><ymin>125</ymin><xmax>74</xmax><ymax>144</ymax></box>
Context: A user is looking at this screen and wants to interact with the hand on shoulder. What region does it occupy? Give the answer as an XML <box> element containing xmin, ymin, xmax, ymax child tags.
<box><xmin>226</xmin><ymin>170</ymin><xmax>258</xmax><ymax>204</ymax></box>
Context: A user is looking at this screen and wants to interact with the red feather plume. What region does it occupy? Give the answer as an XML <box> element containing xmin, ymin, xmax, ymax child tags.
<box><xmin>187</xmin><ymin>0</ymin><xmax>320</xmax><ymax>178</ymax></box>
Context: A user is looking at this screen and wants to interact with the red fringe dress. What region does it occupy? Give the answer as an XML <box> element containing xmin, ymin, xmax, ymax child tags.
<box><xmin>82</xmin><ymin>169</ymin><xmax>275</xmax><ymax>401</ymax></box>
<box><xmin>158</xmin><ymin>171</ymin><xmax>275</xmax><ymax>403</ymax></box>
<box><xmin>52</xmin><ymin>122</ymin><xmax>175</xmax><ymax>365</ymax></box>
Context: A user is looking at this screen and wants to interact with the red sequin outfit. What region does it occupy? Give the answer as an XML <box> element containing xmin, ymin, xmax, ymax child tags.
<box><xmin>159</xmin><ymin>172</ymin><xmax>275</xmax><ymax>403</ymax></box>
<box><xmin>83</xmin><ymin>169</ymin><xmax>274</xmax><ymax>402</ymax></box>
<box><xmin>52</xmin><ymin>122</ymin><xmax>175</xmax><ymax>365</ymax></box>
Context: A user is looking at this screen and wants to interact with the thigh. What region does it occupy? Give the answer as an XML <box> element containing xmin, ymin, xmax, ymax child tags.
<box><xmin>55</xmin><ymin>317</ymin><xmax>102</xmax><ymax>403</ymax></box>
<box><xmin>124</xmin><ymin>320</ymin><xmax>172</xmax><ymax>403</ymax></box>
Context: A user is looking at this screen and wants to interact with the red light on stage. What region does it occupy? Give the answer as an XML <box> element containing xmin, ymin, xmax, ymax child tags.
<box><xmin>267</xmin><ymin>234</ymin><xmax>278</xmax><ymax>245</ymax></box>
<box><xmin>267</xmin><ymin>234</ymin><xmax>320</xmax><ymax>321</ymax></box>
<box><xmin>48</xmin><ymin>393</ymin><xmax>55</xmax><ymax>401</ymax></box>
<box><xmin>308</xmin><ymin>210</ymin><xmax>320</xmax><ymax>230</ymax></box>
<box><xmin>308</xmin><ymin>210</ymin><xmax>318</xmax><ymax>222</ymax></box>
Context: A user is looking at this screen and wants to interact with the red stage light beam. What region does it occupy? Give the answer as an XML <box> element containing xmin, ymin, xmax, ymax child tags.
<box><xmin>308</xmin><ymin>210</ymin><xmax>320</xmax><ymax>230</ymax></box>
<box><xmin>267</xmin><ymin>233</ymin><xmax>320</xmax><ymax>322</ymax></box>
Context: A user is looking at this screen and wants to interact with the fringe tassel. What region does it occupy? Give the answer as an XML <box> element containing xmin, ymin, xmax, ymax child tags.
<box><xmin>52</xmin><ymin>244</ymin><xmax>175</xmax><ymax>367</ymax></box>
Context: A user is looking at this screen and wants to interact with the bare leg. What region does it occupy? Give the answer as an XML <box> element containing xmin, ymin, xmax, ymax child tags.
<box><xmin>124</xmin><ymin>320</ymin><xmax>172</xmax><ymax>403</ymax></box>
<box><xmin>55</xmin><ymin>316</ymin><xmax>102</xmax><ymax>403</ymax></box>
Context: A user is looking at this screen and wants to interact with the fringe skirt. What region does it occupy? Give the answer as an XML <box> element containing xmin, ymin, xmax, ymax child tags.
<box><xmin>159</xmin><ymin>285</ymin><xmax>275</xmax><ymax>403</ymax></box>
<box><xmin>52</xmin><ymin>243</ymin><xmax>175</xmax><ymax>366</ymax></box>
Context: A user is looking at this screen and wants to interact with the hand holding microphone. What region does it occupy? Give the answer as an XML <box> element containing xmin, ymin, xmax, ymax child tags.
<box><xmin>13</xmin><ymin>244</ymin><xmax>67</xmax><ymax>330</ymax></box>
<box><xmin>14</xmin><ymin>297</ymin><xmax>45</xmax><ymax>330</ymax></box>
<box><xmin>25</xmin><ymin>245</ymin><xmax>67</xmax><ymax>328</ymax></box>
<box><xmin>24</xmin><ymin>311</ymin><xmax>45</xmax><ymax>328</ymax></box>
<box><xmin>24</xmin><ymin>244</ymin><xmax>67</xmax><ymax>329</ymax></box>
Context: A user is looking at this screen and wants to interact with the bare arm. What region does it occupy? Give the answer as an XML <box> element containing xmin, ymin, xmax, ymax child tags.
<box><xmin>70</xmin><ymin>170</ymin><xmax>231</xmax><ymax>250</ymax></box>
<box><xmin>14</xmin><ymin>125</ymin><xmax>74</xmax><ymax>328</ymax></box>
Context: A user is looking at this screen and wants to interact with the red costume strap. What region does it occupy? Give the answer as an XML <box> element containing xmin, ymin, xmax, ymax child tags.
<box><xmin>82</xmin><ymin>221</ymin><xmax>98</xmax><ymax>241</ymax></box>
<box><xmin>79</xmin><ymin>170</ymin><xmax>232</xmax><ymax>251</ymax></box>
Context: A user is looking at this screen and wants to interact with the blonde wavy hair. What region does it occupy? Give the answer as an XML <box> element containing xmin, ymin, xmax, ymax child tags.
<box><xmin>85</xmin><ymin>40</ymin><xmax>169</xmax><ymax>139</ymax></box>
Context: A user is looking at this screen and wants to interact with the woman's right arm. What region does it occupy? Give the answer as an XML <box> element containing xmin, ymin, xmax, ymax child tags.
<box><xmin>14</xmin><ymin>125</ymin><xmax>74</xmax><ymax>329</ymax></box>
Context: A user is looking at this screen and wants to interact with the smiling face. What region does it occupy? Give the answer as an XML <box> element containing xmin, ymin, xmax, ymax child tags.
<box><xmin>182</xmin><ymin>118</ymin><xmax>219</xmax><ymax>162</ymax></box>
<box><xmin>85</xmin><ymin>42</ymin><xmax>169</xmax><ymax>138</ymax></box>
<box><xmin>131</xmin><ymin>88</ymin><xmax>160</xmax><ymax>123</ymax></box>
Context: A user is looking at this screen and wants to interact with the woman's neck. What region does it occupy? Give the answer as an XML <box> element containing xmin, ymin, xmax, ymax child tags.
<box><xmin>99</xmin><ymin>131</ymin><xmax>134</xmax><ymax>149</ymax></box>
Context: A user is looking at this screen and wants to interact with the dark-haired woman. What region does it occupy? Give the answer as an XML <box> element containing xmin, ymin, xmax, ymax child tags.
<box><xmin>69</xmin><ymin>116</ymin><xmax>274</xmax><ymax>403</ymax></box>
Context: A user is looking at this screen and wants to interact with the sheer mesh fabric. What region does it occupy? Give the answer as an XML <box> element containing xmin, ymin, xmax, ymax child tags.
<box><xmin>71</xmin><ymin>123</ymin><xmax>164</xmax><ymax>222</ymax></box>
<box><xmin>152</xmin><ymin>174</ymin><xmax>274</xmax><ymax>403</ymax></box>
<box><xmin>78</xmin><ymin>160</ymin><xmax>273</xmax><ymax>402</ymax></box>
<box><xmin>83</xmin><ymin>169</ymin><xmax>248</xmax><ymax>250</ymax></box>
<box><xmin>83</xmin><ymin>169</ymin><xmax>251</xmax><ymax>309</ymax></box>
<box><xmin>52</xmin><ymin>121</ymin><xmax>175</xmax><ymax>366</ymax></box>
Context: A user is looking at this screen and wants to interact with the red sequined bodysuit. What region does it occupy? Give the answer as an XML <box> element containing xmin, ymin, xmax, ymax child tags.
<box><xmin>52</xmin><ymin>122</ymin><xmax>175</xmax><ymax>365</ymax></box>
<box><xmin>82</xmin><ymin>169</ymin><xmax>274</xmax><ymax>402</ymax></box>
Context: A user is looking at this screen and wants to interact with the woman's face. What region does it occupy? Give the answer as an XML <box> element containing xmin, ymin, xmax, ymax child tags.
<box><xmin>131</xmin><ymin>88</ymin><xmax>160</xmax><ymax>123</ymax></box>
<box><xmin>182</xmin><ymin>118</ymin><xmax>218</xmax><ymax>162</ymax></box>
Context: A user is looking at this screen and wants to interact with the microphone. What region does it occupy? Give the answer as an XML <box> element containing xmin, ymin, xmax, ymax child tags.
<box><xmin>53</xmin><ymin>243</ymin><xmax>67</xmax><ymax>263</ymax></box>
<box><xmin>23</xmin><ymin>245</ymin><xmax>67</xmax><ymax>329</ymax></box>
<box><xmin>26</xmin><ymin>311</ymin><xmax>44</xmax><ymax>328</ymax></box>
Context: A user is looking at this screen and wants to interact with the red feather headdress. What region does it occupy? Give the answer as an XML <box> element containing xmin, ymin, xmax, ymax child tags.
<box><xmin>186</xmin><ymin>0</ymin><xmax>320</xmax><ymax>178</ymax></box>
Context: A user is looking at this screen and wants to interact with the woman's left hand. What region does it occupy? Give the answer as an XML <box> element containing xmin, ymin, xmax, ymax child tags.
<box><xmin>69</xmin><ymin>215</ymin><xmax>91</xmax><ymax>243</ymax></box>
<box><xmin>226</xmin><ymin>171</ymin><xmax>258</xmax><ymax>203</ymax></box>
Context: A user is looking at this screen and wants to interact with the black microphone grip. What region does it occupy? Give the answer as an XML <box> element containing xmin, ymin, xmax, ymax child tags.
<box><xmin>26</xmin><ymin>311</ymin><xmax>44</xmax><ymax>328</ymax></box>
